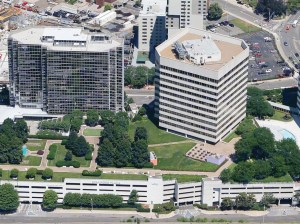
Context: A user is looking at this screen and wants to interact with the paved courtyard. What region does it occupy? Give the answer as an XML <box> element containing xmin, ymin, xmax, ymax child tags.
<box><xmin>256</xmin><ymin>115</ymin><xmax>300</xmax><ymax>147</ymax></box>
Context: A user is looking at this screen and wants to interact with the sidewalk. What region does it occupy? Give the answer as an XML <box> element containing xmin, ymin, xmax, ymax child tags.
<box><xmin>199</xmin><ymin>209</ymin><xmax>268</xmax><ymax>217</ymax></box>
<box><xmin>53</xmin><ymin>208</ymin><xmax>176</xmax><ymax>219</ymax></box>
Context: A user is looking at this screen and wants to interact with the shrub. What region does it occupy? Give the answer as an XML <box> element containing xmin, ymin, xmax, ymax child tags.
<box><xmin>194</xmin><ymin>203</ymin><xmax>208</xmax><ymax>210</ymax></box>
<box><xmin>10</xmin><ymin>169</ymin><xmax>19</xmax><ymax>178</ymax></box>
<box><xmin>37</xmin><ymin>150</ymin><xmax>44</xmax><ymax>155</ymax></box>
<box><xmin>82</xmin><ymin>170</ymin><xmax>102</xmax><ymax>177</ymax></box>
<box><xmin>0</xmin><ymin>168</ymin><xmax>2</xmax><ymax>177</ymax></box>
<box><xmin>61</xmin><ymin>139</ymin><xmax>67</xmax><ymax>145</ymax></box>
<box><xmin>64</xmin><ymin>150</ymin><xmax>72</xmax><ymax>161</ymax></box>
<box><xmin>26</xmin><ymin>168</ymin><xmax>37</xmax><ymax>179</ymax></box>
<box><xmin>84</xmin><ymin>151</ymin><xmax>92</xmax><ymax>161</ymax></box>
<box><xmin>132</xmin><ymin>114</ymin><xmax>142</xmax><ymax>122</ymax></box>
<box><xmin>136</xmin><ymin>204</ymin><xmax>150</xmax><ymax>213</ymax></box>
<box><xmin>29</xmin><ymin>130</ymin><xmax>68</xmax><ymax>140</ymax></box>
<box><xmin>36</xmin><ymin>169</ymin><xmax>43</xmax><ymax>175</ymax></box>
<box><xmin>47</xmin><ymin>144</ymin><xmax>57</xmax><ymax>160</ymax></box>
<box><xmin>42</xmin><ymin>168</ymin><xmax>53</xmax><ymax>179</ymax></box>
<box><xmin>143</xmin><ymin>162</ymin><xmax>153</xmax><ymax>168</ymax></box>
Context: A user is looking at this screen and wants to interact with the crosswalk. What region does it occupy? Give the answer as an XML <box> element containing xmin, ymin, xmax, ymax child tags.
<box><xmin>268</xmin><ymin>207</ymin><xmax>299</xmax><ymax>216</ymax></box>
<box><xmin>175</xmin><ymin>208</ymin><xmax>201</xmax><ymax>218</ymax></box>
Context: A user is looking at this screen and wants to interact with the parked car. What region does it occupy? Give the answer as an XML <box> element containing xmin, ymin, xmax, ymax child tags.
<box><xmin>229</xmin><ymin>23</ymin><xmax>234</xmax><ymax>27</ymax></box>
<box><xmin>295</xmin><ymin>53</ymin><xmax>299</xmax><ymax>57</ymax></box>
<box><xmin>284</xmin><ymin>41</ymin><xmax>288</xmax><ymax>46</ymax></box>
<box><xmin>265</xmin><ymin>69</ymin><xmax>272</xmax><ymax>73</ymax></box>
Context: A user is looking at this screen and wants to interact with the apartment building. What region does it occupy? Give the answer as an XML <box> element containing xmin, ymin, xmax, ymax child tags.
<box><xmin>8</xmin><ymin>27</ymin><xmax>124</xmax><ymax>114</ymax></box>
<box><xmin>138</xmin><ymin>0</ymin><xmax>167</xmax><ymax>52</ymax></box>
<box><xmin>1</xmin><ymin>176</ymin><xmax>294</xmax><ymax>206</ymax></box>
<box><xmin>154</xmin><ymin>28</ymin><xmax>249</xmax><ymax>144</ymax></box>
<box><xmin>166</xmin><ymin>0</ymin><xmax>207</xmax><ymax>37</ymax></box>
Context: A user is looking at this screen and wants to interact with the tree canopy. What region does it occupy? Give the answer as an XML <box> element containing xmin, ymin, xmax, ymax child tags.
<box><xmin>42</xmin><ymin>190</ymin><xmax>58</xmax><ymax>211</ymax></box>
<box><xmin>124</xmin><ymin>66</ymin><xmax>155</xmax><ymax>88</ymax></box>
<box><xmin>0</xmin><ymin>184</ymin><xmax>19</xmax><ymax>213</ymax></box>
<box><xmin>207</xmin><ymin>3</ymin><xmax>223</xmax><ymax>20</ymax></box>
<box><xmin>85</xmin><ymin>109</ymin><xmax>99</xmax><ymax>127</ymax></box>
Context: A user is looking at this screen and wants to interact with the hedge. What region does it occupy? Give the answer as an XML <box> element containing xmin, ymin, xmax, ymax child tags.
<box><xmin>47</xmin><ymin>144</ymin><xmax>57</xmax><ymax>160</ymax></box>
<box><xmin>10</xmin><ymin>169</ymin><xmax>19</xmax><ymax>178</ymax></box>
<box><xmin>82</xmin><ymin>170</ymin><xmax>102</xmax><ymax>177</ymax></box>
<box><xmin>0</xmin><ymin>168</ymin><xmax>2</xmax><ymax>177</ymax></box>
<box><xmin>29</xmin><ymin>135</ymin><xmax>68</xmax><ymax>140</ymax></box>
<box><xmin>56</xmin><ymin>160</ymin><xmax>80</xmax><ymax>168</ymax></box>
<box><xmin>136</xmin><ymin>204</ymin><xmax>150</xmax><ymax>213</ymax></box>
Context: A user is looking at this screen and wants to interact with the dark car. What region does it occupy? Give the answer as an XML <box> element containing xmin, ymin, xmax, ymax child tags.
<box><xmin>224</xmin><ymin>21</ymin><xmax>229</xmax><ymax>26</ymax></box>
<box><xmin>284</xmin><ymin>42</ymin><xmax>288</xmax><ymax>46</ymax></box>
<box><xmin>295</xmin><ymin>53</ymin><xmax>299</xmax><ymax>57</ymax></box>
<box><xmin>229</xmin><ymin>23</ymin><xmax>234</xmax><ymax>27</ymax></box>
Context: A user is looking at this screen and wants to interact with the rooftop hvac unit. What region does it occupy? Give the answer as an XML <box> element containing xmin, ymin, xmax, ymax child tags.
<box><xmin>174</xmin><ymin>41</ymin><xmax>186</xmax><ymax>60</ymax></box>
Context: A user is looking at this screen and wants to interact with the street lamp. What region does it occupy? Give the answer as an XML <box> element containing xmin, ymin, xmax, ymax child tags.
<box><xmin>90</xmin><ymin>198</ymin><xmax>93</xmax><ymax>212</ymax></box>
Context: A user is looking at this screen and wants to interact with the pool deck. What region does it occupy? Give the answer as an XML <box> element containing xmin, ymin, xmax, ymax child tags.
<box><xmin>256</xmin><ymin>116</ymin><xmax>300</xmax><ymax>147</ymax></box>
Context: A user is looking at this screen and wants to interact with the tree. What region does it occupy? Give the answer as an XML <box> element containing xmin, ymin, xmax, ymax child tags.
<box><xmin>135</xmin><ymin>0</ymin><xmax>141</xmax><ymax>7</ymax></box>
<box><xmin>220</xmin><ymin>169</ymin><xmax>232</xmax><ymax>183</ymax></box>
<box><xmin>73</xmin><ymin>136</ymin><xmax>90</xmax><ymax>157</ymax></box>
<box><xmin>42</xmin><ymin>190</ymin><xmax>58</xmax><ymax>211</ymax></box>
<box><xmin>247</xmin><ymin>96</ymin><xmax>274</xmax><ymax>119</ymax></box>
<box><xmin>269</xmin><ymin>155</ymin><xmax>287</xmax><ymax>178</ymax></box>
<box><xmin>14</xmin><ymin>119</ymin><xmax>29</xmax><ymax>143</ymax></box>
<box><xmin>99</xmin><ymin>110</ymin><xmax>115</xmax><ymax>125</ymax></box>
<box><xmin>247</xmin><ymin>87</ymin><xmax>264</xmax><ymax>97</ymax></box>
<box><xmin>10</xmin><ymin>169</ymin><xmax>19</xmax><ymax>178</ymax></box>
<box><xmin>97</xmin><ymin>138</ymin><xmax>115</xmax><ymax>166</ymax></box>
<box><xmin>42</xmin><ymin>168</ymin><xmax>53</xmax><ymax>180</ymax></box>
<box><xmin>253</xmin><ymin>160</ymin><xmax>271</xmax><ymax>180</ymax></box>
<box><xmin>128</xmin><ymin>190</ymin><xmax>139</xmax><ymax>205</ymax></box>
<box><xmin>0</xmin><ymin>184</ymin><xmax>19</xmax><ymax>213</ymax></box>
<box><xmin>63</xmin><ymin>193</ymin><xmax>81</xmax><ymax>207</ymax></box>
<box><xmin>66</xmin><ymin>131</ymin><xmax>78</xmax><ymax>152</ymax></box>
<box><xmin>132</xmin><ymin>140</ymin><xmax>149</xmax><ymax>168</ymax></box>
<box><xmin>260</xmin><ymin>193</ymin><xmax>276</xmax><ymax>208</ymax></box>
<box><xmin>134</xmin><ymin>127</ymin><xmax>148</xmax><ymax>142</ymax></box>
<box><xmin>85</xmin><ymin>109</ymin><xmax>99</xmax><ymax>127</ymax></box>
<box><xmin>70</xmin><ymin>117</ymin><xmax>82</xmax><ymax>133</ymax></box>
<box><xmin>104</xmin><ymin>3</ymin><xmax>112</xmax><ymax>11</ymax></box>
<box><xmin>114</xmin><ymin>138</ymin><xmax>132</xmax><ymax>167</ymax></box>
<box><xmin>234</xmin><ymin>133</ymin><xmax>256</xmax><ymax>162</ymax></box>
<box><xmin>221</xmin><ymin>197</ymin><xmax>234</xmax><ymax>210</ymax></box>
<box><xmin>235</xmin><ymin>193</ymin><xmax>256</xmax><ymax>210</ymax></box>
<box><xmin>235</xmin><ymin>117</ymin><xmax>256</xmax><ymax>136</ymax></box>
<box><xmin>255</xmin><ymin>0</ymin><xmax>287</xmax><ymax>18</ymax></box>
<box><xmin>252</xmin><ymin>128</ymin><xmax>275</xmax><ymax>159</ymax></box>
<box><xmin>138</xmin><ymin>107</ymin><xmax>146</xmax><ymax>116</ymax></box>
<box><xmin>65</xmin><ymin>150</ymin><xmax>73</xmax><ymax>161</ymax></box>
<box><xmin>207</xmin><ymin>3</ymin><xmax>223</xmax><ymax>20</ymax></box>
<box><xmin>26</xmin><ymin>168</ymin><xmax>37</xmax><ymax>179</ymax></box>
<box><xmin>231</xmin><ymin>162</ymin><xmax>255</xmax><ymax>183</ymax></box>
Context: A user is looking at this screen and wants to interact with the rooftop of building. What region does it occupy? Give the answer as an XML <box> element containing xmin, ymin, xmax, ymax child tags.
<box><xmin>157</xmin><ymin>28</ymin><xmax>248</xmax><ymax>71</ymax></box>
<box><xmin>140</xmin><ymin>0</ymin><xmax>167</xmax><ymax>16</ymax></box>
<box><xmin>9</xmin><ymin>27</ymin><xmax>123</xmax><ymax>52</ymax></box>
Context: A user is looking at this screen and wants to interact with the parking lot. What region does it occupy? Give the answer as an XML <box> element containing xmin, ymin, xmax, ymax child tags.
<box><xmin>237</xmin><ymin>31</ymin><xmax>291</xmax><ymax>81</ymax></box>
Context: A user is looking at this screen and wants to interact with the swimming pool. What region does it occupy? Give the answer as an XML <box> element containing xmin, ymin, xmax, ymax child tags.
<box><xmin>279</xmin><ymin>129</ymin><xmax>296</xmax><ymax>141</ymax></box>
<box><xmin>22</xmin><ymin>146</ymin><xmax>28</xmax><ymax>156</ymax></box>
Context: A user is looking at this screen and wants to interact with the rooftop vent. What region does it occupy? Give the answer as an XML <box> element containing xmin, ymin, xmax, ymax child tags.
<box><xmin>174</xmin><ymin>41</ymin><xmax>186</xmax><ymax>60</ymax></box>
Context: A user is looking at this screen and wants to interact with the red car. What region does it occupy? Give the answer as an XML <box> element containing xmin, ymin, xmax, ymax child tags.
<box><xmin>255</xmin><ymin>53</ymin><xmax>262</xmax><ymax>57</ymax></box>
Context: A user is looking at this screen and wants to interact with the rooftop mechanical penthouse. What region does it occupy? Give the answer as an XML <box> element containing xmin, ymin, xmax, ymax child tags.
<box><xmin>155</xmin><ymin>28</ymin><xmax>249</xmax><ymax>144</ymax></box>
<box><xmin>8</xmin><ymin>27</ymin><xmax>124</xmax><ymax>114</ymax></box>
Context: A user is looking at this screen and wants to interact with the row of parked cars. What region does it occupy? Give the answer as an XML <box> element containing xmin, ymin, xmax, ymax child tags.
<box><xmin>206</xmin><ymin>21</ymin><xmax>235</xmax><ymax>32</ymax></box>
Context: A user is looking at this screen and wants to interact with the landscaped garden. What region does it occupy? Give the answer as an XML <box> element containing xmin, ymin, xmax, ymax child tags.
<box><xmin>21</xmin><ymin>156</ymin><xmax>42</xmax><ymax>166</ymax></box>
<box><xmin>83</xmin><ymin>128</ymin><xmax>102</xmax><ymax>137</ymax></box>
<box><xmin>151</xmin><ymin>143</ymin><xmax>219</xmax><ymax>172</ymax></box>
<box><xmin>129</xmin><ymin>118</ymin><xmax>187</xmax><ymax>145</ymax></box>
<box><xmin>229</xmin><ymin>18</ymin><xmax>260</xmax><ymax>33</ymax></box>
<box><xmin>47</xmin><ymin>143</ymin><xmax>91</xmax><ymax>167</ymax></box>
<box><xmin>26</xmin><ymin>139</ymin><xmax>47</xmax><ymax>151</ymax></box>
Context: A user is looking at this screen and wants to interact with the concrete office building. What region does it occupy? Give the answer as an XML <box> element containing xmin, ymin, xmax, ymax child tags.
<box><xmin>138</xmin><ymin>0</ymin><xmax>167</xmax><ymax>52</ymax></box>
<box><xmin>166</xmin><ymin>0</ymin><xmax>207</xmax><ymax>37</ymax></box>
<box><xmin>8</xmin><ymin>27</ymin><xmax>124</xmax><ymax>114</ymax></box>
<box><xmin>154</xmin><ymin>28</ymin><xmax>249</xmax><ymax>144</ymax></box>
<box><xmin>1</xmin><ymin>176</ymin><xmax>295</xmax><ymax>206</ymax></box>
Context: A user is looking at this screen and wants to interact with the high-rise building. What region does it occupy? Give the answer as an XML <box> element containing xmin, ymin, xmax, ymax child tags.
<box><xmin>154</xmin><ymin>28</ymin><xmax>249</xmax><ymax>144</ymax></box>
<box><xmin>138</xmin><ymin>0</ymin><xmax>167</xmax><ymax>52</ymax></box>
<box><xmin>166</xmin><ymin>0</ymin><xmax>207</xmax><ymax>37</ymax></box>
<box><xmin>8</xmin><ymin>27</ymin><xmax>124</xmax><ymax>114</ymax></box>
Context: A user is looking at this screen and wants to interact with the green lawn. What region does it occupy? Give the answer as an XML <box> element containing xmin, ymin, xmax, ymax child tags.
<box><xmin>26</xmin><ymin>139</ymin><xmax>47</xmax><ymax>151</ymax></box>
<box><xmin>129</xmin><ymin>118</ymin><xmax>187</xmax><ymax>144</ymax></box>
<box><xmin>223</xmin><ymin>131</ymin><xmax>239</xmax><ymax>143</ymax></box>
<box><xmin>270</xmin><ymin>110</ymin><xmax>292</xmax><ymax>122</ymax></box>
<box><xmin>83</xmin><ymin>128</ymin><xmax>102</xmax><ymax>136</ymax></box>
<box><xmin>22</xmin><ymin>156</ymin><xmax>42</xmax><ymax>166</ymax></box>
<box><xmin>230</xmin><ymin>18</ymin><xmax>260</xmax><ymax>33</ymax></box>
<box><xmin>67</xmin><ymin>0</ymin><xmax>77</xmax><ymax>4</ymax></box>
<box><xmin>252</xmin><ymin>174</ymin><xmax>293</xmax><ymax>183</ymax></box>
<box><xmin>162</xmin><ymin>174</ymin><xmax>205</xmax><ymax>183</ymax></box>
<box><xmin>0</xmin><ymin>170</ymin><xmax>147</xmax><ymax>182</ymax></box>
<box><xmin>47</xmin><ymin>143</ymin><xmax>91</xmax><ymax>167</ymax></box>
<box><xmin>151</xmin><ymin>143</ymin><xmax>219</xmax><ymax>171</ymax></box>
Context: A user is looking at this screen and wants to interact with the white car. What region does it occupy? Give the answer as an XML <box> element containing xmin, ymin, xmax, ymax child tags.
<box><xmin>265</xmin><ymin>69</ymin><xmax>272</xmax><ymax>73</ymax></box>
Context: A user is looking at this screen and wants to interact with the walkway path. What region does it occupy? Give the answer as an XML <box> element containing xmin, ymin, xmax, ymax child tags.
<box><xmin>40</xmin><ymin>139</ymin><xmax>62</xmax><ymax>168</ymax></box>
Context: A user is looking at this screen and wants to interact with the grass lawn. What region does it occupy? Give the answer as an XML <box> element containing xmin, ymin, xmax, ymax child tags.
<box><xmin>26</xmin><ymin>139</ymin><xmax>47</xmax><ymax>151</ymax></box>
<box><xmin>252</xmin><ymin>174</ymin><xmax>293</xmax><ymax>183</ymax></box>
<box><xmin>129</xmin><ymin>118</ymin><xmax>187</xmax><ymax>144</ymax></box>
<box><xmin>230</xmin><ymin>18</ymin><xmax>260</xmax><ymax>33</ymax></box>
<box><xmin>83</xmin><ymin>128</ymin><xmax>102</xmax><ymax>136</ymax></box>
<box><xmin>22</xmin><ymin>156</ymin><xmax>42</xmax><ymax>166</ymax></box>
<box><xmin>151</xmin><ymin>143</ymin><xmax>219</xmax><ymax>172</ymax></box>
<box><xmin>67</xmin><ymin>0</ymin><xmax>77</xmax><ymax>4</ymax></box>
<box><xmin>47</xmin><ymin>143</ymin><xmax>91</xmax><ymax>167</ymax></box>
<box><xmin>162</xmin><ymin>174</ymin><xmax>205</xmax><ymax>183</ymax></box>
<box><xmin>270</xmin><ymin>110</ymin><xmax>292</xmax><ymax>122</ymax></box>
<box><xmin>0</xmin><ymin>170</ymin><xmax>147</xmax><ymax>182</ymax></box>
<box><xmin>223</xmin><ymin>131</ymin><xmax>239</xmax><ymax>143</ymax></box>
